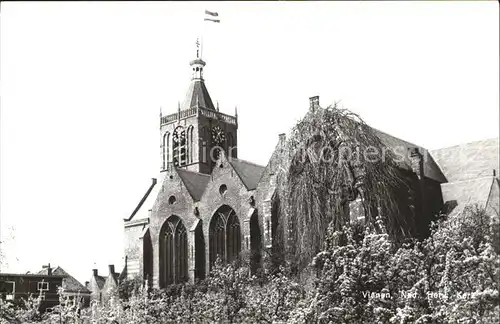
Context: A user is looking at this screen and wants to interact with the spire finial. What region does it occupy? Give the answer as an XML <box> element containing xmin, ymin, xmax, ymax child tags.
<box><xmin>160</xmin><ymin>106</ymin><xmax>162</xmax><ymax>118</ymax></box>
<box><xmin>178</xmin><ymin>101</ymin><xmax>181</xmax><ymax>112</ymax></box>
<box><xmin>216</xmin><ymin>101</ymin><xmax>219</xmax><ymax>112</ymax></box>
<box><xmin>235</xmin><ymin>106</ymin><xmax>238</xmax><ymax>118</ymax></box>
<box><xmin>196</xmin><ymin>38</ymin><xmax>200</xmax><ymax>59</ymax></box>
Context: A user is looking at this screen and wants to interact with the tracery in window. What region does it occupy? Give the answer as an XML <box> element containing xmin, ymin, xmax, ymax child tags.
<box><xmin>209</xmin><ymin>205</ymin><xmax>241</xmax><ymax>269</ymax></box>
<box><xmin>160</xmin><ymin>215</ymin><xmax>188</xmax><ymax>287</ymax></box>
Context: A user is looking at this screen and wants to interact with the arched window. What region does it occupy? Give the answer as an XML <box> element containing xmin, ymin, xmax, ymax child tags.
<box><xmin>163</xmin><ymin>132</ymin><xmax>170</xmax><ymax>170</ymax></box>
<box><xmin>210</xmin><ymin>213</ymin><xmax>225</xmax><ymax>265</ymax></box>
<box><xmin>160</xmin><ymin>216</ymin><xmax>188</xmax><ymax>287</ymax></box>
<box><xmin>209</xmin><ymin>205</ymin><xmax>241</xmax><ymax>268</ymax></box>
<box><xmin>172</xmin><ymin>126</ymin><xmax>186</xmax><ymax>167</ymax></box>
<box><xmin>187</xmin><ymin>126</ymin><xmax>194</xmax><ymax>164</ymax></box>
<box><xmin>200</xmin><ymin>127</ymin><xmax>208</xmax><ymax>164</ymax></box>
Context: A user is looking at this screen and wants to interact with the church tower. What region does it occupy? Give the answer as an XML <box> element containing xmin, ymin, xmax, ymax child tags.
<box><xmin>159</xmin><ymin>50</ymin><xmax>238</xmax><ymax>174</ymax></box>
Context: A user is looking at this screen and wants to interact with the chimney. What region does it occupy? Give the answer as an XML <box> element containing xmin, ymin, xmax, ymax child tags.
<box><xmin>279</xmin><ymin>133</ymin><xmax>286</xmax><ymax>144</ymax></box>
<box><xmin>92</xmin><ymin>269</ymin><xmax>98</xmax><ymax>277</ymax></box>
<box><xmin>108</xmin><ymin>264</ymin><xmax>115</xmax><ymax>275</ymax></box>
<box><xmin>42</xmin><ymin>263</ymin><xmax>52</xmax><ymax>276</ymax></box>
<box><xmin>85</xmin><ymin>281</ymin><xmax>89</xmax><ymax>288</ymax></box>
<box><xmin>410</xmin><ymin>148</ymin><xmax>424</xmax><ymax>180</ymax></box>
<box><xmin>309</xmin><ymin>96</ymin><xmax>320</xmax><ymax>112</ymax></box>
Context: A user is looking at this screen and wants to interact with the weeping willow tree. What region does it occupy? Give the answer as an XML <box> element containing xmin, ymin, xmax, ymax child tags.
<box><xmin>273</xmin><ymin>104</ymin><xmax>419</xmax><ymax>270</ymax></box>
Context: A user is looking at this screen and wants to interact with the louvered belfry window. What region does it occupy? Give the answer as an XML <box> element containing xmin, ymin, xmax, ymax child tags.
<box><xmin>160</xmin><ymin>216</ymin><xmax>188</xmax><ymax>287</ymax></box>
<box><xmin>209</xmin><ymin>205</ymin><xmax>241</xmax><ymax>268</ymax></box>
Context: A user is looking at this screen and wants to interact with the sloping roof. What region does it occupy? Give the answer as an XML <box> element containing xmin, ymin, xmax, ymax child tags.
<box><xmin>176</xmin><ymin>168</ymin><xmax>211</xmax><ymax>201</ymax></box>
<box><xmin>441</xmin><ymin>176</ymin><xmax>495</xmax><ymax>207</ymax></box>
<box><xmin>182</xmin><ymin>79</ymin><xmax>216</xmax><ymax>111</ymax></box>
<box><xmin>125</xmin><ymin>173</ymin><xmax>166</xmax><ymax>222</ymax></box>
<box><xmin>373</xmin><ymin>129</ymin><xmax>447</xmax><ymax>183</ymax></box>
<box><xmin>430</xmin><ymin>138</ymin><xmax>499</xmax><ymax>183</ymax></box>
<box><xmin>229</xmin><ymin>158</ymin><xmax>266</xmax><ymax>190</ymax></box>
<box><xmin>118</xmin><ymin>265</ymin><xmax>127</xmax><ymax>282</ymax></box>
<box><xmin>37</xmin><ymin>266</ymin><xmax>90</xmax><ymax>293</ymax></box>
<box><xmin>442</xmin><ymin>176</ymin><xmax>499</xmax><ymax>218</ymax></box>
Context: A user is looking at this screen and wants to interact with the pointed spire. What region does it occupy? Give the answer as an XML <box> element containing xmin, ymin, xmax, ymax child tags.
<box><xmin>235</xmin><ymin>106</ymin><xmax>238</xmax><ymax>118</ymax></box>
<box><xmin>216</xmin><ymin>101</ymin><xmax>219</xmax><ymax>112</ymax></box>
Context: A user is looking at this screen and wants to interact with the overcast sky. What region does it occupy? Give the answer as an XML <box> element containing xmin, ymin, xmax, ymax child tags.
<box><xmin>1</xmin><ymin>1</ymin><xmax>498</xmax><ymax>284</ymax></box>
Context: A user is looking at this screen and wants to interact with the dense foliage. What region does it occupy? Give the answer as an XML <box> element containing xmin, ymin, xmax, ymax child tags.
<box><xmin>2</xmin><ymin>206</ymin><xmax>498</xmax><ymax>323</ymax></box>
<box><xmin>275</xmin><ymin>105</ymin><xmax>417</xmax><ymax>269</ymax></box>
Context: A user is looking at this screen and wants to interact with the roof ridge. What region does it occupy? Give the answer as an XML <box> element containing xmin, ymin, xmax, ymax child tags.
<box><xmin>372</xmin><ymin>127</ymin><xmax>425</xmax><ymax>150</ymax></box>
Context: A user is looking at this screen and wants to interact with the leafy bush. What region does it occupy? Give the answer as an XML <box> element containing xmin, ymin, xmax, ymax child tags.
<box><xmin>4</xmin><ymin>206</ymin><xmax>498</xmax><ymax>323</ymax></box>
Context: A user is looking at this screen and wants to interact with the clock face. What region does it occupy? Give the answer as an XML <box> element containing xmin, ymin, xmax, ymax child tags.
<box><xmin>212</xmin><ymin>126</ymin><xmax>226</xmax><ymax>145</ymax></box>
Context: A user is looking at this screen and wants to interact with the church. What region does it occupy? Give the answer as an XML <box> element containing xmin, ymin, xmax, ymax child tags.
<box><xmin>121</xmin><ymin>51</ymin><xmax>499</xmax><ymax>289</ymax></box>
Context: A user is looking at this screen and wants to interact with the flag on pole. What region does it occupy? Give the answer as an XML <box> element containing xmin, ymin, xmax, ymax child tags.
<box><xmin>204</xmin><ymin>10</ymin><xmax>220</xmax><ymax>23</ymax></box>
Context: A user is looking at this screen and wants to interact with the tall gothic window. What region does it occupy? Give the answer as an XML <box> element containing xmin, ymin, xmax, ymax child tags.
<box><xmin>163</xmin><ymin>132</ymin><xmax>170</xmax><ymax>170</ymax></box>
<box><xmin>160</xmin><ymin>216</ymin><xmax>188</xmax><ymax>287</ymax></box>
<box><xmin>209</xmin><ymin>205</ymin><xmax>241</xmax><ymax>268</ymax></box>
<box><xmin>187</xmin><ymin>126</ymin><xmax>194</xmax><ymax>164</ymax></box>
<box><xmin>200</xmin><ymin>127</ymin><xmax>208</xmax><ymax>164</ymax></box>
<box><xmin>172</xmin><ymin>126</ymin><xmax>186</xmax><ymax>167</ymax></box>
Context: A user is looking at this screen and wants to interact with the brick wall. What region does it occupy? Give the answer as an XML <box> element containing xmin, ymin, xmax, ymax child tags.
<box><xmin>123</xmin><ymin>218</ymin><xmax>149</xmax><ymax>279</ymax></box>
<box><xmin>148</xmin><ymin>150</ymin><xmax>258</xmax><ymax>288</ymax></box>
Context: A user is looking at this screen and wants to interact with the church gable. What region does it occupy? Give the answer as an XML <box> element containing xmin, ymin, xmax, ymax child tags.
<box><xmin>151</xmin><ymin>170</ymin><xmax>197</xmax><ymax>218</ymax></box>
<box><xmin>199</xmin><ymin>151</ymin><xmax>253</xmax><ymax>201</ymax></box>
<box><xmin>256</xmin><ymin>134</ymin><xmax>287</xmax><ymax>203</ymax></box>
<box><xmin>197</xmin><ymin>151</ymin><xmax>256</xmax><ymax>222</ymax></box>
